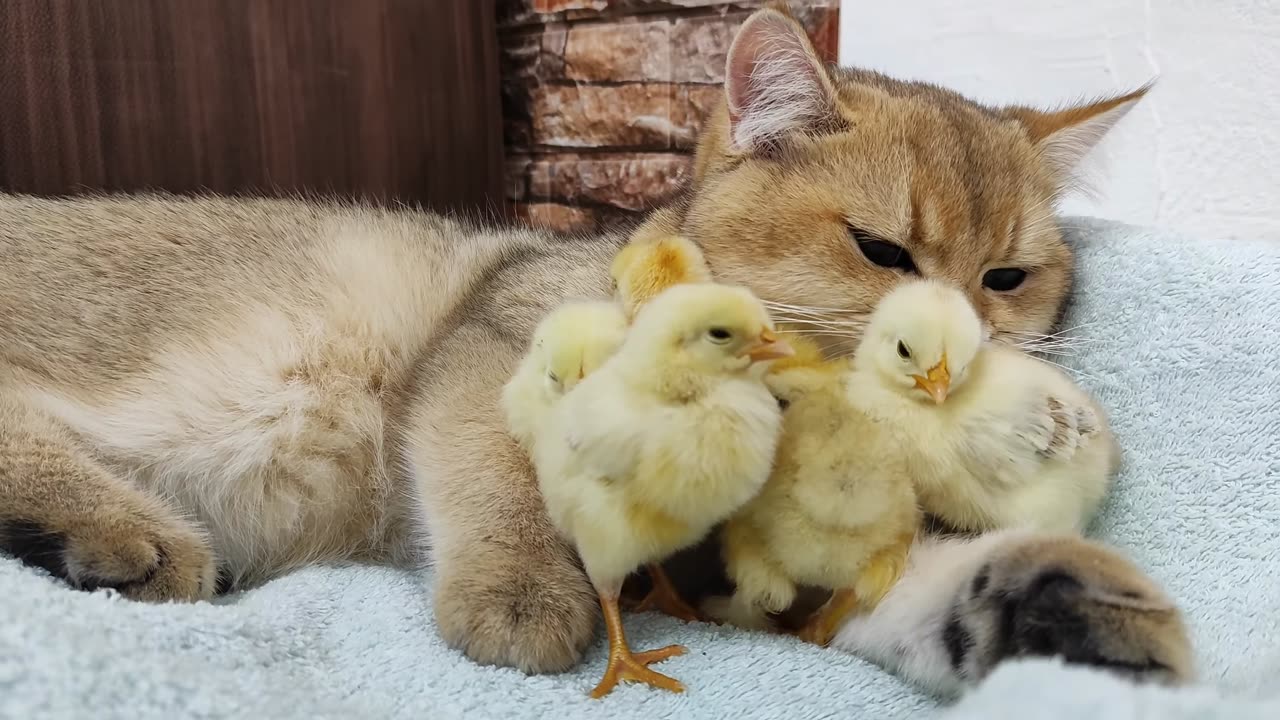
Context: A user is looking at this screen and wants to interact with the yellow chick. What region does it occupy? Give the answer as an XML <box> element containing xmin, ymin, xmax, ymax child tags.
<box><xmin>531</xmin><ymin>283</ymin><xmax>793</xmax><ymax>698</ymax></box>
<box><xmin>709</xmin><ymin>335</ymin><xmax>920</xmax><ymax>647</ymax></box>
<box><xmin>610</xmin><ymin>233</ymin><xmax>717</xmax><ymax>621</ymax></box>
<box><xmin>847</xmin><ymin>279</ymin><xmax>1119</xmax><ymax>534</ymax></box>
<box><xmin>610</xmin><ymin>234</ymin><xmax>712</xmax><ymax>320</ymax></box>
<box><xmin>501</xmin><ymin>300</ymin><xmax>628</xmax><ymax>454</ymax></box>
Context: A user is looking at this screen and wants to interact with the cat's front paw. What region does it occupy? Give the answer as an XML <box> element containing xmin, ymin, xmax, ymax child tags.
<box><xmin>60</xmin><ymin>510</ymin><xmax>217</xmax><ymax>602</ymax></box>
<box><xmin>950</xmin><ymin>535</ymin><xmax>1193</xmax><ymax>688</ymax></box>
<box><xmin>434</xmin><ymin>537</ymin><xmax>597</xmax><ymax>674</ymax></box>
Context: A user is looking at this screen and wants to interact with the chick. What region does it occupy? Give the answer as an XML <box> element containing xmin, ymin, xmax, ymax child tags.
<box><xmin>501</xmin><ymin>300</ymin><xmax>628</xmax><ymax>454</ymax></box>
<box><xmin>610</xmin><ymin>234</ymin><xmax>712</xmax><ymax>320</ymax></box>
<box><xmin>502</xmin><ymin>299</ymin><xmax>699</xmax><ymax>621</ymax></box>
<box><xmin>708</xmin><ymin>334</ymin><xmax>920</xmax><ymax>646</ymax></box>
<box><xmin>610</xmin><ymin>233</ymin><xmax>716</xmax><ymax>620</ymax></box>
<box><xmin>847</xmin><ymin>280</ymin><xmax>1119</xmax><ymax>533</ymax></box>
<box><xmin>531</xmin><ymin>283</ymin><xmax>792</xmax><ymax>697</ymax></box>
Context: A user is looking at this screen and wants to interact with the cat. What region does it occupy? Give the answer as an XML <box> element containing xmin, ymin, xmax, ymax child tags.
<box><xmin>0</xmin><ymin>4</ymin><xmax>1187</xmax><ymax>691</ymax></box>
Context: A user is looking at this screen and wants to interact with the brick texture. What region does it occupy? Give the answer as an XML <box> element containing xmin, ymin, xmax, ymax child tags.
<box><xmin>499</xmin><ymin>0</ymin><xmax>840</xmax><ymax>232</ymax></box>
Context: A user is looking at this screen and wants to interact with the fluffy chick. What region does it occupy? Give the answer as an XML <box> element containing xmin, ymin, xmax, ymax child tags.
<box><xmin>532</xmin><ymin>283</ymin><xmax>792</xmax><ymax>698</ymax></box>
<box><xmin>848</xmin><ymin>280</ymin><xmax>1119</xmax><ymax>533</ymax></box>
<box><xmin>708</xmin><ymin>335</ymin><xmax>920</xmax><ymax>646</ymax></box>
<box><xmin>501</xmin><ymin>300</ymin><xmax>628</xmax><ymax>454</ymax></box>
<box><xmin>610</xmin><ymin>233</ymin><xmax>721</xmax><ymax>618</ymax></box>
<box><xmin>610</xmin><ymin>234</ymin><xmax>712</xmax><ymax>320</ymax></box>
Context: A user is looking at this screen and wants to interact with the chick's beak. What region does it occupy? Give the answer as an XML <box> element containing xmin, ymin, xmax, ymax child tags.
<box><xmin>912</xmin><ymin>353</ymin><xmax>951</xmax><ymax>404</ymax></box>
<box><xmin>745</xmin><ymin>328</ymin><xmax>794</xmax><ymax>363</ymax></box>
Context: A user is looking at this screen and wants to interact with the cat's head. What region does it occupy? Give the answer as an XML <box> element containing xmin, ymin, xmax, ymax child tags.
<box><xmin>675</xmin><ymin>5</ymin><xmax>1147</xmax><ymax>353</ymax></box>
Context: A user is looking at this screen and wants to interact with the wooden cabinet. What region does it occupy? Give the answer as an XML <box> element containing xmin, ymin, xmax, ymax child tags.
<box><xmin>0</xmin><ymin>0</ymin><xmax>505</xmax><ymax>214</ymax></box>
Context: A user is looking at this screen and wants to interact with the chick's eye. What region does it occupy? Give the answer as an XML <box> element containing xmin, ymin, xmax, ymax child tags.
<box><xmin>851</xmin><ymin>228</ymin><xmax>916</xmax><ymax>273</ymax></box>
<box><xmin>707</xmin><ymin>327</ymin><xmax>733</xmax><ymax>343</ymax></box>
<box><xmin>983</xmin><ymin>268</ymin><xmax>1028</xmax><ymax>292</ymax></box>
<box><xmin>547</xmin><ymin>372</ymin><xmax>560</xmax><ymax>384</ymax></box>
<box><xmin>896</xmin><ymin>341</ymin><xmax>911</xmax><ymax>359</ymax></box>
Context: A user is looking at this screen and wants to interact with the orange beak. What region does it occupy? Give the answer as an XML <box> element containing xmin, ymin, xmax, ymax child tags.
<box><xmin>912</xmin><ymin>352</ymin><xmax>951</xmax><ymax>404</ymax></box>
<box><xmin>745</xmin><ymin>328</ymin><xmax>795</xmax><ymax>363</ymax></box>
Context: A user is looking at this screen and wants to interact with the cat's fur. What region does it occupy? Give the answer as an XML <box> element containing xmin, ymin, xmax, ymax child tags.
<box><xmin>0</xmin><ymin>4</ymin><xmax>1186</xmax><ymax>689</ymax></box>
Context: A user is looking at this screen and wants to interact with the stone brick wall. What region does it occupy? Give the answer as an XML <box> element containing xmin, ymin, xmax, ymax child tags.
<box><xmin>498</xmin><ymin>1</ymin><xmax>840</xmax><ymax>232</ymax></box>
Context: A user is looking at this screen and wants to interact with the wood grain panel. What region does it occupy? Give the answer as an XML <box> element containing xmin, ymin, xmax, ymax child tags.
<box><xmin>0</xmin><ymin>0</ymin><xmax>505</xmax><ymax>214</ymax></box>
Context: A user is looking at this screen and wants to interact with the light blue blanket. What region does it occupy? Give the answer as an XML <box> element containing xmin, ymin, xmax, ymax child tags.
<box><xmin>2</xmin><ymin>218</ymin><xmax>1277</xmax><ymax>719</ymax></box>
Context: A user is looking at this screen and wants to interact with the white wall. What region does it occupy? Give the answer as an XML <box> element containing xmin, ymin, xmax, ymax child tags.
<box><xmin>839</xmin><ymin>0</ymin><xmax>1280</xmax><ymax>240</ymax></box>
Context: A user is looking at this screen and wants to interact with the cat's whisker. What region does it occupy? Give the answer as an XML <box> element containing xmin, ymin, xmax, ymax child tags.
<box><xmin>768</xmin><ymin>311</ymin><xmax>860</xmax><ymax>325</ymax></box>
<box><xmin>770</xmin><ymin>312</ymin><xmax>866</xmax><ymax>324</ymax></box>
<box><xmin>999</xmin><ymin>330</ymin><xmax>1101</xmax><ymax>354</ymax></box>
<box><xmin>1028</xmin><ymin>355</ymin><xmax>1104</xmax><ymax>386</ymax></box>
<box><xmin>1004</xmin><ymin>334</ymin><xmax>1092</xmax><ymax>346</ymax></box>
<box><xmin>1024</xmin><ymin>335</ymin><xmax>1101</xmax><ymax>346</ymax></box>
<box><xmin>1015</xmin><ymin>342</ymin><xmax>1083</xmax><ymax>352</ymax></box>
<box><xmin>1016</xmin><ymin>332</ymin><xmax>1101</xmax><ymax>345</ymax></box>
<box><xmin>769</xmin><ymin>311</ymin><xmax>848</xmax><ymax>325</ymax></box>
<box><xmin>776</xmin><ymin>329</ymin><xmax>864</xmax><ymax>340</ymax></box>
<box><xmin>762</xmin><ymin>299</ymin><xmax>857</xmax><ymax>312</ymax></box>
<box><xmin>1010</xmin><ymin>335</ymin><xmax>1098</xmax><ymax>348</ymax></box>
<box><xmin>762</xmin><ymin>300</ymin><xmax>863</xmax><ymax>317</ymax></box>
<box><xmin>770</xmin><ymin>314</ymin><xmax>868</xmax><ymax>331</ymax></box>
<box><xmin>775</xmin><ymin>326</ymin><xmax>860</xmax><ymax>334</ymax></box>
<box><xmin>1003</xmin><ymin>322</ymin><xmax>1100</xmax><ymax>340</ymax></box>
<box><xmin>1020</xmin><ymin>211</ymin><xmax>1061</xmax><ymax>238</ymax></box>
<box><xmin>1008</xmin><ymin>341</ymin><xmax>1092</xmax><ymax>357</ymax></box>
<box><xmin>768</xmin><ymin>314</ymin><xmax>864</xmax><ymax>329</ymax></box>
<box><xmin>1019</xmin><ymin>347</ymin><xmax>1081</xmax><ymax>358</ymax></box>
<box><xmin>831</xmin><ymin>347</ymin><xmax>860</xmax><ymax>361</ymax></box>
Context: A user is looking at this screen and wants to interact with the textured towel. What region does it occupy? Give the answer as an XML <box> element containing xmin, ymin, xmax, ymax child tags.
<box><xmin>1</xmin><ymin>217</ymin><xmax>1277</xmax><ymax>719</ymax></box>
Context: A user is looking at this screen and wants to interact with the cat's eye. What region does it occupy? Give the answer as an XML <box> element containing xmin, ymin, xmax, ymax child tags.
<box><xmin>707</xmin><ymin>327</ymin><xmax>733</xmax><ymax>343</ymax></box>
<box><xmin>897</xmin><ymin>341</ymin><xmax>911</xmax><ymax>359</ymax></box>
<box><xmin>983</xmin><ymin>268</ymin><xmax>1028</xmax><ymax>292</ymax></box>
<box><xmin>850</xmin><ymin>228</ymin><xmax>916</xmax><ymax>273</ymax></box>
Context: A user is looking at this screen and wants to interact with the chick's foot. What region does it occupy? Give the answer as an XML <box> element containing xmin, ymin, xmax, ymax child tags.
<box><xmin>590</xmin><ymin>590</ymin><xmax>687</xmax><ymax>699</ymax></box>
<box><xmin>591</xmin><ymin>644</ymin><xmax>687</xmax><ymax>699</ymax></box>
<box><xmin>633</xmin><ymin>564</ymin><xmax>703</xmax><ymax>623</ymax></box>
<box><xmin>795</xmin><ymin>588</ymin><xmax>859</xmax><ymax>647</ymax></box>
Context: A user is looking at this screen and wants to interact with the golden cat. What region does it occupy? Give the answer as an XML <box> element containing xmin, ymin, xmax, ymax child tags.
<box><xmin>0</xmin><ymin>5</ymin><xmax>1188</xmax><ymax>688</ymax></box>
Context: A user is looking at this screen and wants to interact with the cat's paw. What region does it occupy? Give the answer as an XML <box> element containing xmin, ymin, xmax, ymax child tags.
<box><xmin>63</xmin><ymin>512</ymin><xmax>217</xmax><ymax>602</ymax></box>
<box><xmin>434</xmin><ymin>537</ymin><xmax>597</xmax><ymax>674</ymax></box>
<box><xmin>949</xmin><ymin>535</ymin><xmax>1193</xmax><ymax>688</ymax></box>
<box><xmin>3</xmin><ymin>510</ymin><xmax>217</xmax><ymax>602</ymax></box>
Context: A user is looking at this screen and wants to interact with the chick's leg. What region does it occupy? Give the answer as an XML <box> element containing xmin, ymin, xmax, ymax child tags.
<box><xmin>633</xmin><ymin>564</ymin><xmax>702</xmax><ymax>623</ymax></box>
<box><xmin>796</xmin><ymin>588</ymin><xmax>859</xmax><ymax>647</ymax></box>
<box><xmin>854</xmin><ymin>531</ymin><xmax>914</xmax><ymax>609</ymax></box>
<box><xmin>797</xmin><ymin>533</ymin><xmax>914</xmax><ymax>647</ymax></box>
<box><xmin>590</xmin><ymin>590</ymin><xmax>687</xmax><ymax>699</ymax></box>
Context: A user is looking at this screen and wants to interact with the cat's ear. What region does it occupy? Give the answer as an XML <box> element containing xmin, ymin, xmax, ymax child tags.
<box><xmin>1007</xmin><ymin>84</ymin><xmax>1152</xmax><ymax>186</ymax></box>
<box><xmin>724</xmin><ymin>7</ymin><xmax>840</xmax><ymax>154</ymax></box>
